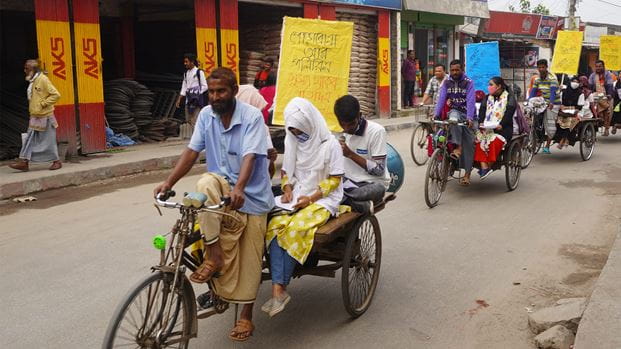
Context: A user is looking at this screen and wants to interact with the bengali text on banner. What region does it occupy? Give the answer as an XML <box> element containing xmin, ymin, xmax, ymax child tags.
<box><xmin>273</xmin><ymin>17</ymin><xmax>353</xmax><ymax>131</ymax></box>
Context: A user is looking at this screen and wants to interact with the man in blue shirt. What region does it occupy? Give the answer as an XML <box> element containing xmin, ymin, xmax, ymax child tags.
<box><xmin>154</xmin><ymin>67</ymin><xmax>273</xmax><ymax>342</ymax></box>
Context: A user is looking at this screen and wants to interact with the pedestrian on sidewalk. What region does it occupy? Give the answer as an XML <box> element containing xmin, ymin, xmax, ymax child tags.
<box><xmin>402</xmin><ymin>50</ymin><xmax>417</xmax><ymax>109</ymax></box>
<box><xmin>253</xmin><ymin>57</ymin><xmax>273</xmax><ymax>89</ymax></box>
<box><xmin>175</xmin><ymin>53</ymin><xmax>208</xmax><ymax>129</ymax></box>
<box><xmin>10</xmin><ymin>59</ymin><xmax>62</xmax><ymax>172</ymax></box>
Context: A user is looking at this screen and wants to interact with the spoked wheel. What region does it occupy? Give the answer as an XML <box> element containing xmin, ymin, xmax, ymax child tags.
<box><xmin>580</xmin><ymin>123</ymin><xmax>596</xmax><ymax>161</ymax></box>
<box><xmin>410</xmin><ymin>124</ymin><xmax>430</xmax><ymax>166</ymax></box>
<box><xmin>342</xmin><ymin>215</ymin><xmax>382</xmax><ymax>318</ymax></box>
<box><xmin>424</xmin><ymin>149</ymin><xmax>450</xmax><ymax>208</ymax></box>
<box><xmin>102</xmin><ymin>272</ymin><xmax>194</xmax><ymax>349</ymax></box>
<box><xmin>521</xmin><ymin>129</ymin><xmax>536</xmax><ymax>169</ymax></box>
<box><xmin>505</xmin><ymin>141</ymin><xmax>522</xmax><ymax>191</ymax></box>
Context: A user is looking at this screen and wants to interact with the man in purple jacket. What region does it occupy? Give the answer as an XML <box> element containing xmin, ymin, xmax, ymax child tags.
<box><xmin>434</xmin><ymin>59</ymin><xmax>477</xmax><ymax>185</ymax></box>
<box><xmin>402</xmin><ymin>50</ymin><xmax>417</xmax><ymax>108</ymax></box>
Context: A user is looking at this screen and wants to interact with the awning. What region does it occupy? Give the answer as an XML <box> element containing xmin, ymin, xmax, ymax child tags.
<box><xmin>403</xmin><ymin>0</ymin><xmax>490</xmax><ymax>19</ymax></box>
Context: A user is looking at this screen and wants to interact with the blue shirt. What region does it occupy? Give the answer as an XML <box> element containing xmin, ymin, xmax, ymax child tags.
<box><xmin>188</xmin><ymin>100</ymin><xmax>275</xmax><ymax>215</ymax></box>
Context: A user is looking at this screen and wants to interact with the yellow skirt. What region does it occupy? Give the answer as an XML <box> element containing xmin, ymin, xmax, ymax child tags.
<box><xmin>266</xmin><ymin>203</ymin><xmax>331</xmax><ymax>264</ymax></box>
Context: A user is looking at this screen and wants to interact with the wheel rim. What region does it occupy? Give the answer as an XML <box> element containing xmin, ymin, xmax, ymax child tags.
<box><xmin>581</xmin><ymin>125</ymin><xmax>595</xmax><ymax>160</ymax></box>
<box><xmin>508</xmin><ymin>146</ymin><xmax>521</xmax><ymax>189</ymax></box>
<box><xmin>346</xmin><ymin>219</ymin><xmax>379</xmax><ymax>313</ymax></box>
<box><xmin>425</xmin><ymin>151</ymin><xmax>445</xmax><ymax>207</ymax></box>
<box><xmin>111</xmin><ymin>277</ymin><xmax>188</xmax><ymax>348</ymax></box>
<box><xmin>411</xmin><ymin>126</ymin><xmax>429</xmax><ymax>165</ymax></box>
<box><xmin>521</xmin><ymin>136</ymin><xmax>535</xmax><ymax>168</ymax></box>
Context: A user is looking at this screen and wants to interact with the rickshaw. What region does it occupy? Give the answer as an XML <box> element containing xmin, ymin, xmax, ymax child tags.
<box><xmin>101</xmin><ymin>145</ymin><xmax>404</xmax><ymax>348</ymax></box>
<box><xmin>424</xmin><ymin>120</ymin><xmax>525</xmax><ymax>208</ymax></box>
<box><xmin>525</xmin><ymin>96</ymin><xmax>598</xmax><ymax>162</ymax></box>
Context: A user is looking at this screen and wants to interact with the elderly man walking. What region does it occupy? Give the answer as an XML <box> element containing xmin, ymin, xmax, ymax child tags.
<box><xmin>10</xmin><ymin>59</ymin><xmax>62</xmax><ymax>171</ymax></box>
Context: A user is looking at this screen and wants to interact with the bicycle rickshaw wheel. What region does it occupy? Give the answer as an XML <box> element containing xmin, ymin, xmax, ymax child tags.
<box><xmin>410</xmin><ymin>124</ymin><xmax>429</xmax><ymax>166</ymax></box>
<box><xmin>424</xmin><ymin>149</ymin><xmax>449</xmax><ymax>208</ymax></box>
<box><xmin>521</xmin><ymin>130</ymin><xmax>535</xmax><ymax>169</ymax></box>
<box><xmin>505</xmin><ymin>141</ymin><xmax>522</xmax><ymax>191</ymax></box>
<box><xmin>102</xmin><ymin>272</ymin><xmax>194</xmax><ymax>349</ymax></box>
<box><xmin>341</xmin><ymin>215</ymin><xmax>382</xmax><ymax>318</ymax></box>
<box><xmin>579</xmin><ymin>122</ymin><xmax>596</xmax><ymax>161</ymax></box>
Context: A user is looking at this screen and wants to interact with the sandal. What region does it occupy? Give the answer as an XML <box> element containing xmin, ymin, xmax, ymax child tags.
<box><xmin>459</xmin><ymin>177</ymin><xmax>471</xmax><ymax>186</ymax></box>
<box><xmin>189</xmin><ymin>259</ymin><xmax>221</xmax><ymax>283</ymax></box>
<box><xmin>229</xmin><ymin>319</ymin><xmax>254</xmax><ymax>342</ymax></box>
<box><xmin>450</xmin><ymin>150</ymin><xmax>462</xmax><ymax>160</ymax></box>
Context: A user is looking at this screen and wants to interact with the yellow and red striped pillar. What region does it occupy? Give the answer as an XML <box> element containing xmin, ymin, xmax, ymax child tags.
<box><xmin>194</xmin><ymin>0</ymin><xmax>218</xmax><ymax>75</ymax></box>
<box><xmin>72</xmin><ymin>0</ymin><xmax>106</xmax><ymax>153</ymax></box>
<box><xmin>377</xmin><ymin>10</ymin><xmax>391</xmax><ymax>118</ymax></box>
<box><xmin>34</xmin><ymin>0</ymin><xmax>77</xmax><ymax>152</ymax></box>
<box><xmin>219</xmin><ymin>0</ymin><xmax>239</xmax><ymax>83</ymax></box>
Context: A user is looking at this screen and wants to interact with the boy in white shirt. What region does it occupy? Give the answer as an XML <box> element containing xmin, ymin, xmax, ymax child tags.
<box><xmin>334</xmin><ymin>95</ymin><xmax>389</xmax><ymax>213</ymax></box>
<box><xmin>176</xmin><ymin>53</ymin><xmax>208</xmax><ymax>128</ymax></box>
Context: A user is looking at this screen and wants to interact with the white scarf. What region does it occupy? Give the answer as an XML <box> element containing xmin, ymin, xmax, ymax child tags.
<box><xmin>282</xmin><ymin>97</ymin><xmax>335</xmax><ymax>196</ymax></box>
<box><xmin>27</xmin><ymin>72</ymin><xmax>41</xmax><ymax>101</ymax></box>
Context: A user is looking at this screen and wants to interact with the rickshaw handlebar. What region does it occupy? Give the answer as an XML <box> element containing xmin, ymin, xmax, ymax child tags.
<box><xmin>432</xmin><ymin>120</ymin><xmax>468</xmax><ymax>127</ymax></box>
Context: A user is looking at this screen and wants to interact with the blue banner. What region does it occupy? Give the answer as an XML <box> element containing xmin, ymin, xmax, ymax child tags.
<box><xmin>332</xmin><ymin>0</ymin><xmax>401</xmax><ymax>10</ymax></box>
<box><xmin>465</xmin><ymin>41</ymin><xmax>501</xmax><ymax>92</ymax></box>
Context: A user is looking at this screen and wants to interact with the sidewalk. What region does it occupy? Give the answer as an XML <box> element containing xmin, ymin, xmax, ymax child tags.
<box><xmin>0</xmin><ymin>140</ymin><xmax>188</xmax><ymax>200</ymax></box>
<box><xmin>0</xmin><ymin>116</ymin><xmax>418</xmax><ymax>200</ymax></box>
<box><xmin>574</xmin><ymin>229</ymin><xmax>621</xmax><ymax>349</ymax></box>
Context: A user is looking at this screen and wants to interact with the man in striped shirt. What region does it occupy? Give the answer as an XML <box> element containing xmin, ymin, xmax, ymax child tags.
<box><xmin>529</xmin><ymin>59</ymin><xmax>560</xmax><ymax>154</ymax></box>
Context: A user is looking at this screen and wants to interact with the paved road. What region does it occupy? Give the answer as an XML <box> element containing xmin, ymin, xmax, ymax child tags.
<box><xmin>2</xmin><ymin>130</ymin><xmax>620</xmax><ymax>349</ymax></box>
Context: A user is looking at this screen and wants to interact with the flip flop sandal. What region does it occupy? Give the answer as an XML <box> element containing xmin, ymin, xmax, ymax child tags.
<box><xmin>450</xmin><ymin>151</ymin><xmax>461</xmax><ymax>160</ymax></box>
<box><xmin>459</xmin><ymin>177</ymin><xmax>471</xmax><ymax>186</ymax></box>
<box><xmin>229</xmin><ymin>319</ymin><xmax>254</xmax><ymax>342</ymax></box>
<box><xmin>189</xmin><ymin>259</ymin><xmax>221</xmax><ymax>283</ymax></box>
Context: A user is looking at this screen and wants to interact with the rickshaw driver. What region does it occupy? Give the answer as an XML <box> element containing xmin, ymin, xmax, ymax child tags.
<box><xmin>433</xmin><ymin>59</ymin><xmax>477</xmax><ymax>186</ymax></box>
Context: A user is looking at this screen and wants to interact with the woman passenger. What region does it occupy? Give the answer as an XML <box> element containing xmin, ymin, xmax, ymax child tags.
<box><xmin>555</xmin><ymin>76</ymin><xmax>586</xmax><ymax>148</ymax></box>
<box><xmin>262</xmin><ymin>98</ymin><xmax>345</xmax><ymax>317</ymax></box>
<box><xmin>475</xmin><ymin>77</ymin><xmax>516</xmax><ymax>179</ymax></box>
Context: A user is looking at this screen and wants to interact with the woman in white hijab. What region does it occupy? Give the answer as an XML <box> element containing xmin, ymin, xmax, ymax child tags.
<box><xmin>262</xmin><ymin>97</ymin><xmax>345</xmax><ymax>317</ymax></box>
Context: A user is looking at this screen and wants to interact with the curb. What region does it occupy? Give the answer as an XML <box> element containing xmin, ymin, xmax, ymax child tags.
<box><xmin>0</xmin><ymin>119</ymin><xmax>417</xmax><ymax>201</ymax></box>
<box><xmin>573</xmin><ymin>229</ymin><xmax>621</xmax><ymax>349</ymax></box>
<box><xmin>0</xmin><ymin>156</ymin><xmax>180</xmax><ymax>201</ymax></box>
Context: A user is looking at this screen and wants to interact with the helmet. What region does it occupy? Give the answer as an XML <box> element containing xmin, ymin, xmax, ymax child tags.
<box><xmin>386</xmin><ymin>143</ymin><xmax>404</xmax><ymax>193</ymax></box>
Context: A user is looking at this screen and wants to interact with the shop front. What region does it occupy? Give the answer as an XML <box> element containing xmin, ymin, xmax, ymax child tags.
<box><xmin>399</xmin><ymin>0</ymin><xmax>489</xmax><ymax>106</ymax></box>
<box><xmin>232</xmin><ymin>0</ymin><xmax>400</xmax><ymax>118</ymax></box>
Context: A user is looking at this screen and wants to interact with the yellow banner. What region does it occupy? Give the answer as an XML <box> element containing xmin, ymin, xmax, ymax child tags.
<box><xmin>74</xmin><ymin>22</ymin><xmax>104</xmax><ymax>104</ymax></box>
<box><xmin>35</xmin><ymin>20</ymin><xmax>75</xmax><ymax>105</ymax></box>
<box><xmin>551</xmin><ymin>31</ymin><xmax>583</xmax><ymax>75</ymax></box>
<box><xmin>274</xmin><ymin>17</ymin><xmax>353</xmax><ymax>131</ymax></box>
<box><xmin>378</xmin><ymin>37</ymin><xmax>390</xmax><ymax>87</ymax></box>
<box><xmin>220</xmin><ymin>29</ymin><xmax>239</xmax><ymax>82</ymax></box>
<box><xmin>600</xmin><ymin>35</ymin><xmax>621</xmax><ymax>71</ymax></box>
<box><xmin>196</xmin><ymin>27</ymin><xmax>219</xmax><ymax>75</ymax></box>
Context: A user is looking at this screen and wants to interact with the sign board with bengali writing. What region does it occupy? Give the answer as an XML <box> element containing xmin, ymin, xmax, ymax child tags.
<box><xmin>599</xmin><ymin>35</ymin><xmax>621</xmax><ymax>71</ymax></box>
<box><xmin>551</xmin><ymin>31</ymin><xmax>583</xmax><ymax>75</ymax></box>
<box><xmin>465</xmin><ymin>41</ymin><xmax>501</xmax><ymax>92</ymax></box>
<box><xmin>273</xmin><ymin>17</ymin><xmax>353</xmax><ymax>131</ymax></box>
